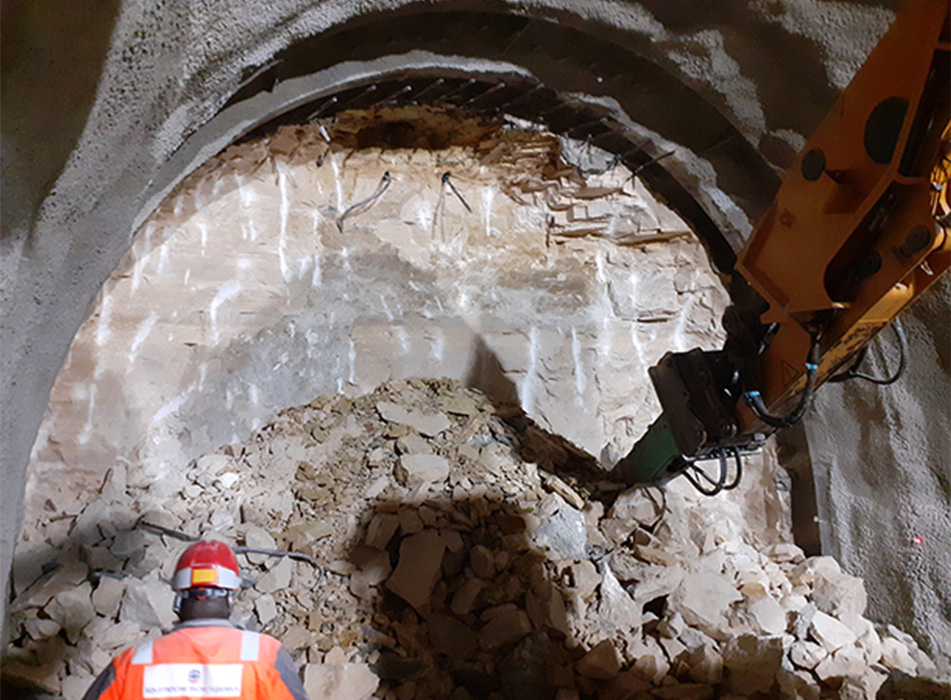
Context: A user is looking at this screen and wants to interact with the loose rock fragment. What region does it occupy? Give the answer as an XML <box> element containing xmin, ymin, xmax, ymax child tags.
<box><xmin>304</xmin><ymin>662</ymin><xmax>379</xmax><ymax>700</ymax></box>
<box><xmin>478</xmin><ymin>608</ymin><xmax>532</xmax><ymax>650</ymax></box>
<box><xmin>879</xmin><ymin>637</ymin><xmax>918</xmax><ymax>674</ymax></box>
<box><xmin>92</xmin><ymin>576</ymin><xmax>126</xmax><ymax>618</ymax></box>
<box><xmin>120</xmin><ymin>578</ymin><xmax>176</xmax><ymax>630</ymax></box>
<box><xmin>365</xmin><ymin>513</ymin><xmax>400</xmax><ymax>550</ymax></box>
<box><xmin>814</xmin><ymin>645</ymin><xmax>866</xmax><ymax>682</ymax></box>
<box><xmin>531</xmin><ymin>495</ymin><xmax>586</xmax><ymax>560</ymax></box>
<box><xmin>576</xmin><ymin>639</ymin><xmax>622</xmax><ymax>679</ymax></box>
<box><xmin>13</xmin><ymin>562</ymin><xmax>89</xmax><ymax>610</ymax></box>
<box><xmin>377</xmin><ymin>401</ymin><xmax>450</xmax><ymax>437</ymax></box>
<box><xmin>386</xmin><ymin>530</ymin><xmax>445</xmax><ymax>612</ymax></box>
<box><xmin>256</xmin><ymin>594</ymin><xmax>278</xmax><ymax>625</ymax></box>
<box><xmin>469</xmin><ymin>545</ymin><xmax>496</xmax><ymax>579</ymax></box>
<box><xmin>395</xmin><ymin>454</ymin><xmax>450</xmax><ymax>486</ymax></box>
<box><xmin>670</xmin><ymin>572</ymin><xmax>742</xmax><ymax>631</ymax></box>
<box><xmin>788</xmin><ymin>640</ymin><xmax>827</xmax><ymax>670</ymax></box>
<box><xmin>46</xmin><ymin>582</ymin><xmax>96</xmax><ymax>642</ymax></box>
<box><xmin>541</xmin><ymin>473</ymin><xmax>585</xmax><ymax>510</ymax></box>
<box><xmin>809</xmin><ymin>610</ymin><xmax>857</xmax><ymax>652</ymax></box>
<box><xmin>747</xmin><ymin>596</ymin><xmax>787</xmax><ymax>636</ymax></box>
<box><xmin>256</xmin><ymin>557</ymin><xmax>293</xmax><ymax>593</ymax></box>
<box><xmin>721</xmin><ymin>635</ymin><xmax>784</xmax><ymax>696</ymax></box>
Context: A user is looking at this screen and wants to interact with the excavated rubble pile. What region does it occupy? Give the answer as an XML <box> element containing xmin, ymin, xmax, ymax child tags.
<box><xmin>4</xmin><ymin>379</ymin><xmax>941</xmax><ymax>699</ymax></box>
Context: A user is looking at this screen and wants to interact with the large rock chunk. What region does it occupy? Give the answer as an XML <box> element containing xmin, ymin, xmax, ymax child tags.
<box><xmin>243</xmin><ymin>526</ymin><xmax>277</xmax><ymax>565</ymax></box>
<box><xmin>377</xmin><ymin>402</ymin><xmax>450</xmax><ymax>437</ymax></box>
<box><xmin>478</xmin><ymin>608</ymin><xmax>532</xmax><ymax>650</ymax></box>
<box><xmin>686</xmin><ymin>643</ymin><xmax>723</xmax><ymax>684</ymax></box>
<box><xmin>809</xmin><ymin>611</ymin><xmax>857</xmax><ymax>652</ymax></box>
<box><xmin>879</xmin><ymin>637</ymin><xmax>917</xmax><ymax>675</ymax></box>
<box><xmin>498</xmin><ymin>631</ymin><xmax>557</xmax><ymax>700</ymax></box>
<box><xmin>747</xmin><ymin>596</ymin><xmax>787</xmax><ymax>636</ymax></box>
<box><xmin>838</xmin><ymin>669</ymin><xmax>887</xmax><ymax>700</ymax></box>
<box><xmin>256</xmin><ymin>557</ymin><xmax>293</xmax><ymax>593</ymax></box>
<box><xmin>812</xmin><ymin>570</ymin><xmax>867</xmax><ymax>618</ymax></box>
<box><xmin>304</xmin><ymin>662</ymin><xmax>379</xmax><ymax>700</ymax></box>
<box><xmin>13</xmin><ymin>562</ymin><xmax>89</xmax><ymax>610</ymax></box>
<box><xmin>45</xmin><ymin>582</ymin><xmax>95</xmax><ymax>642</ymax></box>
<box><xmin>670</xmin><ymin>573</ymin><xmax>742</xmax><ymax>631</ymax></box>
<box><xmin>395</xmin><ymin>454</ymin><xmax>449</xmax><ymax>486</ymax></box>
<box><xmin>576</xmin><ymin>640</ymin><xmax>622</xmax><ymax>680</ymax></box>
<box><xmin>722</xmin><ymin>635</ymin><xmax>784</xmax><ymax>696</ymax></box>
<box><xmin>814</xmin><ymin>645</ymin><xmax>866</xmax><ymax>683</ymax></box>
<box><xmin>364</xmin><ymin>512</ymin><xmax>400</xmax><ymax>550</ymax></box>
<box><xmin>92</xmin><ymin>576</ymin><xmax>126</xmax><ymax>618</ymax></box>
<box><xmin>428</xmin><ymin>613</ymin><xmax>478</xmax><ymax>660</ymax></box>
<box><xmin>530</xmin><ymin>495</ymin><xmax>586</xmax><ymax>560</ymax></box>
<box><xmin>789</xmin><ymin>640</ymin><xmax>827</xmax><ymax>670</ymax></box>
<box><xmin>120</xmin><ymin>578</ymin><xmax>176</xmax><ymax>630</ymax></box>
<box><xmin>597</xmin><ymin>566</ymin><xmax>641</xmax><ymax>636</ymax></box>
<box><xmin>385</xmin><ymin>530</ymin><xmax>445</xmax><ymax>612</ymax></box>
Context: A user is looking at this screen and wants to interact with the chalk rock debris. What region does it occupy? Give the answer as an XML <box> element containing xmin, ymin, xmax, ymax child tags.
<box><xmin>6</xmin><ymin>378</ymin><xmax>940</xmax><ymax>699</ymax></box>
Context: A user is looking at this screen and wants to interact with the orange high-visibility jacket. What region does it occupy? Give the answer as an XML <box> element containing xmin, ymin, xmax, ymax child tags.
<box><xmin>81</xmin><ymin>620</ymin><xmax>308</xmax><ymax>700</ymax></box>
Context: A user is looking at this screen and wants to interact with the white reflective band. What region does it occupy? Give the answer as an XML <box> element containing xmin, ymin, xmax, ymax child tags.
<box><xmin>131</xmin><ymin>641</ymin><xmax>154</xmax><ymax>665</ymax></box>
<box><xmin>239</xmin><ymin>631</ymin><xmax>260</xmax><ymax>661</ymax></box>
<box><xmin>172</xmin><ymin>564</ymin><xmax>241</xmax><ymax>591</ymax></box>
<box><xmin>217</xmin><ymin>567</ymin><xmax>241</xmax><ymax>589</ymax></box>
<box><xmin>142</xmin><ymin>663</ymin><xmax>242</xmax><ymax>698</ymax></box>
<box><xmin>172</xmin><ymin>568</ymin><xmax>194</xmax><ymax>590</ymax></box>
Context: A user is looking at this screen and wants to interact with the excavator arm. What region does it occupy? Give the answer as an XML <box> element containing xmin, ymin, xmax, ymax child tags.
<box><xmin>611</xmin><ymin>0</ymin><xmax>950</xmax><ymax>493</ymax></box>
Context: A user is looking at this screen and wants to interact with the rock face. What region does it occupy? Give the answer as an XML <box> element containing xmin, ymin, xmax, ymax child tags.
<box><xmin>23</xmin><ymin>118</ymin><xmax>728</xmax><ymax>511</ymax></box>
<box><xmin>6</xmin><ymin>379</ymin><xmax>941</xmax><ymax>699</ymax></box>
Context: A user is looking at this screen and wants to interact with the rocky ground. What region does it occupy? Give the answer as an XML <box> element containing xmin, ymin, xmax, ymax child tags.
<box><xmin>3</xmin><ymin>379</ymin><xmax>943</xmax><ymax>699</ymax></box>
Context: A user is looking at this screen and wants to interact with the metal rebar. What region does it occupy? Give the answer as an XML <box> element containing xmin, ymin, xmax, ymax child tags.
<box><xmin>632</xmin><ymin>150</ymin><xmax>676</xmax><ymax>174</ymax></box>
<box><xmin>413</xmin><ymin>78</ymin><xmax>447</xmax><ymax>103</ymax></box>
<box><xmin>434</xmin><ymin>78</ymin><xmax>478</xmax><ymax>105</ymax></box>
<box><xmin>462</xmin><ymin>82</ymin><xmax>508</xmax><ymax>109</ymax></box>
<box><xmin>337</xmin><ymin>171</ymin><xmax>392</xmax><ymax>232</ymax></box>
<box><xmin>442</xmin><ymin>172</ymin><xmax>472</xmax><ymax>213</ymax></box>
<box><xmin>306</xmin><ymin>95</ymin><xmax>339</xmax><ymax>122</ymax></box>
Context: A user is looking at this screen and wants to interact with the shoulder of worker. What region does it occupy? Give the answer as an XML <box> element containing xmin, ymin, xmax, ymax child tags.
<box><xmin>174</xmin><ymin>620</ymin><xmax>288</xmax><ymax>657</ymax></box>
<box><xmin>174</xmin><ymin>617</ymin><xmax>241</xmax><ymax>630</ymax></box>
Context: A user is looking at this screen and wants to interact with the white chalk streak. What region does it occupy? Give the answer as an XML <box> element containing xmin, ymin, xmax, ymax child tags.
<box><xmin>210</xmin><ymin>280</ymin><xmax>242</xmax><ymax>343</ymax></box>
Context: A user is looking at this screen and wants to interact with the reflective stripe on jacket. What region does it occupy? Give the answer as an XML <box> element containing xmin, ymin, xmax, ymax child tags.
<box><xmin>82</xmin><ymin>620</ymin><xmax>308</xmax><ymax>700</ymax></box>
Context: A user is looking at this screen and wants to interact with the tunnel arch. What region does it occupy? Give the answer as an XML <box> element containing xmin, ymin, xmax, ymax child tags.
<box><xmin>140</xmin><ymin>7</ymin><xmax>788</xmax><ymax>279</ymax></box>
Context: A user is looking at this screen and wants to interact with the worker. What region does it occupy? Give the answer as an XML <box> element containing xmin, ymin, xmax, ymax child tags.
<box><xmin>81</xmin><ymin>540</ymin><xmax>309</xmax><ymax>700</ymax></box>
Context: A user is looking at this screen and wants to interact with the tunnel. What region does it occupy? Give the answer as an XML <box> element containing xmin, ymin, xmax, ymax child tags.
<box><xmin>1</xmin><ymin>1</ymin><xmax>949</xmax><ymax>698</ymax></box>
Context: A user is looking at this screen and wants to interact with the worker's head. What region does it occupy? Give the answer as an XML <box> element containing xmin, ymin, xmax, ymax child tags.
<box><xmin>172</xmin><ymin>540</ymin><xmax>241</xmax><ymax>621</ymax></box>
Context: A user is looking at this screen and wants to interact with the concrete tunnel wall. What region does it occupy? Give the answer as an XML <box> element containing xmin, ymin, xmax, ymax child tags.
<box><xmin>2</xmin><ymin>0</ymin><xmax>948</xmax><ymax>667</ymax></box>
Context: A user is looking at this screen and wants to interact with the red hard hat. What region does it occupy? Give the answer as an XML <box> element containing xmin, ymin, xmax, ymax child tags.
<box><xmin>173</xmin><ymin>541</ymin><xmax>241</xmax><ymax>591</ymax></box>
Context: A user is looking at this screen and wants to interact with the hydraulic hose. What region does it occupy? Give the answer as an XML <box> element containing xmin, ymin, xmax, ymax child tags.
<box><xmin>743</xmin><ymin>337</ymin><xmax>820</xmax><ymax>429</ymax></box>
<box><xmin>827</xmin><ymin>319</ymin><xmax>907</xmax><ymax>386</ymax></box>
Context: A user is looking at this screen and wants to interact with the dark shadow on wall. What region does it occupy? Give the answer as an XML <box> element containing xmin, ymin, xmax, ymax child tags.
<box><xmin>0</xmin><ymin>510</ymin><xmax>153</xmax><ymax>699</ymax></box>
<box><xmin>0</xmin><ymin>0</ymin><xmax>120</xmax><ymax>251</ymax></box>
<box><xmin>464</xmin><ymin>337</ymin><xmax>604</xmax><ymax>493</ymax></box>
